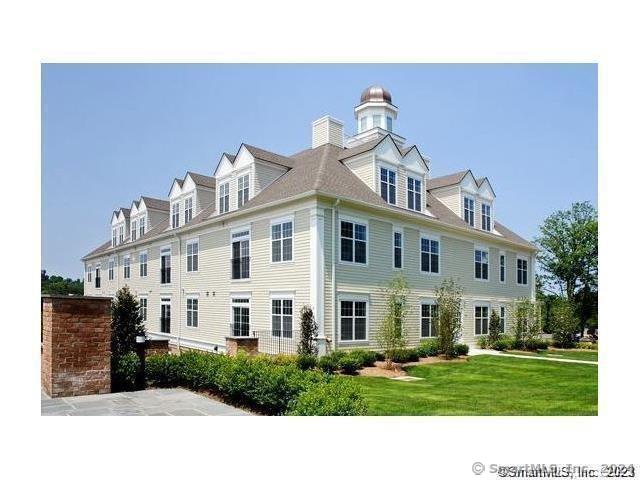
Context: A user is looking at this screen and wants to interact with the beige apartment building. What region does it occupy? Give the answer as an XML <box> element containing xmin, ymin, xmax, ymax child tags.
<box><xmin>82</xmin><ymin>86</ymin><xmax>536</xmax><ymax>353</ymax></box>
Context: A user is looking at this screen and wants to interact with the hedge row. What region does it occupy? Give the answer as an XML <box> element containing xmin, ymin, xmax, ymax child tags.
<box><xmin>478</xmin><ymin>334</ymin><xmax>550</xmax><ymax>351</ymax></box>
<box><xmin>145</xmin><ymin>351</ymin><xmax>367</xmax><ymax>416</ymax></box>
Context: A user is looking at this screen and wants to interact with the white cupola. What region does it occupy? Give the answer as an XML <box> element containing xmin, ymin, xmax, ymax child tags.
<box><xmin>346</xmin><ymin>85</ymin><xmax>406</xmax><ymax>148</ymax></box>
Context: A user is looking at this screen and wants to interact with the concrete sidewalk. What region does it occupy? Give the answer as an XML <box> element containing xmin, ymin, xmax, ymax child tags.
<box><xmin>41</xmin><ymin>388</ymin><xmax>253</xmax><ymax>416</ymax></box>
<box><xmin>468</xmin><ymin>348</ymin><xmax>598</xmax><ymax>365</ymax></box>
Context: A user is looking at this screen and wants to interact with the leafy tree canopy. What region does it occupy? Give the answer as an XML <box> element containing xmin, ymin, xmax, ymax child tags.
<box><xmin>41</xmin><ymin>270</ymin><xmax>84</xmax><ymax>295</ymax></box>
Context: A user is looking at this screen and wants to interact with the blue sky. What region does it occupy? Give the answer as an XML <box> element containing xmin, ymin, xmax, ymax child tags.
<box><xmin>42</xmin><ymin>64</ymin><xmax>597</xmax><ymax>279</ymax></box>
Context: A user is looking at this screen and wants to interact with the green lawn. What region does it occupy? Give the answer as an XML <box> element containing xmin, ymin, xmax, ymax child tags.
<box><xmin>505</xmin><ymin>349</ymin><xmax>598</xmax><ymax>362</ymax></box>
<box><xmin>354</xmin><ymin>355</ymin><xmax>597</xmax><ymax>415</ymax></box>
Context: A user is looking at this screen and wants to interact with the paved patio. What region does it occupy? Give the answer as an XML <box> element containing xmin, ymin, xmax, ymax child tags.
<box><xmin>41</xmin><ymin>388</ymin><xmax>253</xmax><ymax>416</ymax></box>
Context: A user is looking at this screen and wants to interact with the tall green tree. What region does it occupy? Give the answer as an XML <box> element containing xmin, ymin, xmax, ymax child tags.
<box><xmin>41</xmin><ymin>270</ymin><xmax>84</xmax><ymax>295</ymax></box>
<box><xmin>534</xmin><ymin>201</ymin><xmax>598</xmax><ymax>333</ymax></box>
<box><xmin>111</xmin><ymin>286</ymin><xmax>146</xmax><ymax>358</ymax></box>
<box><xmin>435</xmin><ymin>278</ymin><xmax>463</xmax><ymax>358</ymax></box>
<box><xmin>376</xmin><ymin>274</ymin><xmax>411</xmax><ymax>368</ymax></box>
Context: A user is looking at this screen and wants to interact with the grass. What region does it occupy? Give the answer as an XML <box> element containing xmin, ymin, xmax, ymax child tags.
<box><xmin>354</xmin><ymin>355</ymin><xmax>597</xmax><ymax>415</ymax></box>
<box><xmin>505</xmin><ymin>349</ymin><xmax>598</xmax><ymax>362</ymax></box>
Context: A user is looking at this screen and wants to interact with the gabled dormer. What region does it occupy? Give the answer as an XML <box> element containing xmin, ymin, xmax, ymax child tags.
<box><xmin>340</xmin><ymin>135</ymin><xmax>432</xmax><ymax>215</ymax></box>
<box><xmin>168</xmin><ymin>172</ymin><xmax>216</xmax><ymax>229</ymax></box>
<box><xmin>213</xmin><ymin>145</ymin><xmax>292</xmax><ymax>215</ymax></box>
<box><xmin>428</xmin><ymin>170</ymin><xmax>496</xmax><ymax>232</ymax></box>
<box><xmin>110</xmin><ymin>208</ymin><xmax>130</xmax><ymax>247</ymax></box>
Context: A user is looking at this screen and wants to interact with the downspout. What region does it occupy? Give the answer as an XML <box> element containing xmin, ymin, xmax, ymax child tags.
<box><xmin>332</xmin><ymin>199</ymin><xmax>340</xmax><ymax>351</ymax></box>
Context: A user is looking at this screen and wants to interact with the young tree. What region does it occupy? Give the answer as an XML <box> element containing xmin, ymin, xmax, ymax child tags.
<box><xmin>435</xmin><ymin>278</ymin><xmax>463</xmax><ymax>358</ymax></box>
<box><xmin>111</xmin><ymin>286</ymin><xmax>146</xmax><ymax>358</ymax></box>
<box><xmin>488</xmin><ymin>309</ymin><xmax>501</xmax><ymax>346</ymax></box>
<box><xmin>535</xmin><ymin>201</ymin><xmax>598</xmax><ymax>334</ymax></box>
<box><xmin>509</xmin><ymin>298</ymin><xmax>542</xmax><ymax>349</ymax></box>
<box><xmin>550</xmin><ymin>297</ymin><xmax>580</xmax><ymax>348</ymax></box>
<box><xmin>297</xmin><ymin>305</ymin><xmax>318</xmax><ymax>356</ymax></box>
<box><xmin>376</xmin><ymin>274</ymin><xmax>411</xmax><ymax>369</ymax></box>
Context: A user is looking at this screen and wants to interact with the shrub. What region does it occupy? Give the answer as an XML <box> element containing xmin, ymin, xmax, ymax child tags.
<box><xmin>550</xmin><ymin>298</ymin><xmax>580</xmax><ymax>348</ymax></box>
<box><xmin>338</xmin><ymin>355</ymin><xmax>361</xmax><ymax>375</ymax></box>
<box><xmin>269</xmin><ymin>354</ymin><xmax>299</xmax><ymax>366</ymax></box>
<box><xmin>477</xmin><ymin>336</ymin><xmax>489</xmax><ymax>349</ymax></box>
<box><xmin>317</xmin><ymin>352</ymin><xmax>342</xmax><ymax>373</ymax></box>
<box><xmin>145</xmin><ymin>351</ymin><xmax>367</xmax><ymax>415</ymax></box>
<box><xmin>575</xmin><ymin>342</ymin><xmax>597</xmax><ymax>350</ymax></box>
<box><xmin>524</xmin><ymin>338</ymin><xmax>549</xmax><ymax>351</ymax></box>
<box><xmin>416</xmin><ymin>338</ymin><xmax>440</xmax><ymax>357</ymax></box>
<box><xmin>493</xmin><ymin>337</ymin><xmax>513</xmax><ymax>351</ymax></box>
<box><xmin>436</xmin><ymin>278</ymin><xmax>463</xmax><ymax>358</ymax></box>
<box><xmin>345</xmin><ymin>349</ymin><xmax>377</xmax><ymax>367</ymax></box>
<box><xmin>111</xmin><ymin>286</ymin><xmax>145</xmax><ymax>359</ymax></box>
<box><xmin>112</xmin><ymin>352</ymin><xmax>140</xmax><ymax>392</ymax></box>
<box><xmin>488</xmin><ymin>309</ymin><xmax>501</xmax><ymax>345</ymax></box>
<box><xmin>390</xmin><ymin>348</ymin><xmax>420</xmax><ymax>363</ymax></box>
<box><xmin>376</xmin><ymin>274</ymin><xmax>411</xmax><ymax>368</ymax></box>
<box><xmin>453</xmin><ymin>343</ymin><xmax>469</xmax><ymax>356</ymax></box>
<box><xmin>298</xmin><ymin>305</ymin><xmax>318</xmax><ymax>356</ymax></box>
<box><xmin>287</xmin><ymin>378</ymin><xmax>367</xmax><ymax>416</ymax></box>
<box><xmin>296</xmin><ymin>354</ymin><xmax>317</xmax><ymax>371</ymax></box>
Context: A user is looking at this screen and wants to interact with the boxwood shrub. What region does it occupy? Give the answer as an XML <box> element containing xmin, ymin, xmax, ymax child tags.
<box><xmin>493</xmin><ymin>337</ymin><xmax>514</xmax><ymax>351</ymax></box>
<box><xmin>453</xmin><ymin>343</ymin><xmax>469</xmax><ymax>356</ymax></box>
<box><xmin>416</xmin><ymin>339</ymin><xmax>439</xmax><ymax>357</ymax></box>
<box><xmin>287</xmin><ymin>378</ymin><xmax>367</xmax><ymax>416</ymax></box>
<box><xmin>112</xmin><ymin>352</ymin><xmax>140</xmax><ymax>392</ymax></box>
<box><xmin>390</xmin><ymin>348</ymin><xmax>420</xmax><ymax>363</ymax></box>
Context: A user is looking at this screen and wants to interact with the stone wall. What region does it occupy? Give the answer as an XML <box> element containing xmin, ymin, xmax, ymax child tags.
<box><xmin>41</xmin><ymin>296</ymin><xmax>112</xmax><ymax>398</ymax></box>
<box><xmin>225</xmin><ymin>336</ymin><xmax>259</xmax><ymax>356</ymax></box>
<box><xmin>145</xmin><ymin>338</ymin><xmax>170</xmax><ymax>356</ymax></box>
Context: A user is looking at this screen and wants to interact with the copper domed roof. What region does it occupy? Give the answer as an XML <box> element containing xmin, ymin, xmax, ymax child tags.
<box><xmin>360</xmin><ymin>85</ymin><xmax>392</xmax><ymax>104</ymax></box>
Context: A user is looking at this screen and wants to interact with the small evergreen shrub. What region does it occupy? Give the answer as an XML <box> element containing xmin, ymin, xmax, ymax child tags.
<box><xmin>296</xmin><ymin>354</ymin><xmax>318</xmax><ymax>371</ymax></box>
<box><xmin>575</xmin><ymin>342</ymin><xmax>597</xmax><ymax>350</ymax></box>
<box><xmin>345</xmin><ymin>349</ymin><xmax>377</xmax><ymax>367</ymax></box>
<box><xmin>477</xmin><ymin>336</ymin><xmax>489</xmax><ymax>349</ymax></box>
<box><xmin>524</xmin><ymin>338</ymin><xmax>549</xmax><ymax>351</ymax></box>
<box><xmin>390</xmin><ymin>348</ymin><xmax>420</xmax><ymax>363</ymax></box>
<box><xmin>112</xmin><ymin>352</ymin><xmax>140</xmax><ymax>392</ymax></box>
<box><xmin>453</xmin><ymin>343</ymin><xmax>469</xmax><ymax>356</ymax></box>
<box><xmin>416</xmin><ymin>339</ymin><xmax>440</xmax><ymax>357</ymax></box>
<box><xmin>493</xmin><ymin>337</ymin><xmax>513</xmax><ymax>351</ymax></box>
<box><xmin>338</xmin><ymin>355</ymin><xmax>361</xmax><ymax>375</ymax></box>
<box><xmin>317</xmin><ymin>353</ymin><xmax>341</xmax><ymax>373</ymax></box>
<box><xmin>287</xmin><ymin>378</ymin><xmax>368</xmax><ymax>416</ymax></box>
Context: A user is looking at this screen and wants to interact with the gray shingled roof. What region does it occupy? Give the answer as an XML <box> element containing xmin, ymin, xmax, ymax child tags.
<box><xmin>187</xmin><ymin>171</ymin><xmax>216</xmax><ymax>189</ymax></box>
<box><xmin>83</xmin><ymin>141</ymin><xmax>533</xmax><ymax>259</ymax></box>
<box><xmin>141</xmin><ymin>196</ymin><xmax>170</xmax><ymax>212</ymax></box>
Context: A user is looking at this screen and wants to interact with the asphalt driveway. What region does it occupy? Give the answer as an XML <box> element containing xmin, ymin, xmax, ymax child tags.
<box><xmin>41</xmin><ymin>388</ymin><xmax>252</xmax><ymax>416</ymax></box>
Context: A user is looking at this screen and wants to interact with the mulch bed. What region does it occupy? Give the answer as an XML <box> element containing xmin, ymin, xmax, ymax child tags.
<box><xmin>356</xmin><ymin>356</ymin><xmax>469</xmax><ymax>378</ymax></box>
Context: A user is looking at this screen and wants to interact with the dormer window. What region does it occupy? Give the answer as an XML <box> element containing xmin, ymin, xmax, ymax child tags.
<box><xmin>238</xmin><ymin>174</ymin><xmax>249</xmax><ymax>208</ymax></box>
<box><xmin>184</xmin><ymin>197</ymin><xmax>193</xmax><ymax>223</ymax></box>
<box><xmin>463</xmin><ymin>196</ymin><xmax>475</xmax><ymax>227</ymax></box>
<box><xmin>219</xmin><ymin>182</ymin><xmax>229</xmax><ymax>214</ymax></box>
<box><xmin>112</xmin><ymin>228</ymin><xmax>117</xmax><ymax>247</ymax></box>
<box><xmin>481</xmin><ymin>203</ymin><xmax>492</xmax><ymax>231</ymax></box>
<box><xmin>407</xmin><ymin>177</ymin><xmax>422</xmax><ymax>212</ymax></box>
<box><xmin>118</xmin><ymin>225</ymin><xmax>124</xmax><ymax>244</ymax></box>
<box><xmin>380</xmin><ymin>167</ymin><xmax>396</xmax><ymax>205</ymax></box>
<box><xmin>171</xmin><ymin>202</ymin><xmax>180</xmax><ymax>229</ymax></box>
<box><xmin>373</xmin><ymin>114</ymin><xmax>382</xmax><ymax>128</ymax></box>
<box><xmin>139</xmin><ymin>216</ymin><xmax>146</xmax><ymax>237</ymax></box>
<box><xmin>131</xmin><ymin>220</ymin><xmax>137</xmax><ymax>241</ymax></box>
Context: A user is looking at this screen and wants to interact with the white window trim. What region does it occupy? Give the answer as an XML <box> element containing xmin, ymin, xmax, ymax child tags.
<box><xmin>184</xmin><ymin>195</ymin><xmax>194</xmax><ymax>223</ymax></box>
<box><xmin>160</xmin><ymin>297</ymin><xmax>172</xmax><ymax>334</ymax></box>
<box><xmin>481</xmin><ymin>202</ymin><xmax>493</xmax><ymax>232</ymax></box>
<box><xmin>499</xmin><ymin>304</ymin><xmax>507</xmax><ymax>334</ymax></box>
<box><xmin>499</xmin><ymin>251</ymin><xmax>506</xmax><ymax>284</ymax></box>
<box><xmin>230</xmin><ymin>294</ymin><xmax>252</xmax><ymax>337</ymax></box>
<box><xmin>270</xmin><ymin>215</ymin><xmax>295</xmax><ymax>264</ymax></box>
<box><xmin>186</xmin><ymin>294</ymin><xmax>199</xmax><ymax>329</ymax></box>
<box><xmin>420</xmin><ymin>298</ymin><xmax>438</xmax><ymax>339</ymax></box>
<box><xmin>171</xmin><ymin>201</ymin><xmax>181</xmax><ymax>229</ymax></box>
<box><xmin>474</xmin><ymin>246</ymin><xmax>490</xmax><ymax>282</ymax></box>
<box><xmin>237</xmin><ymin>173</ymin><xmax>250</xmax><ymax>208</ymax></box>
<box><xmin>185</xmin><ymin>237</ymin><xmax>199</xmax><ymax>273</ymax></box>
<box><xmin>463</xmin><ymin>195</ymin><xmax>476</xmax><ymax>227</ymax></box>
<box><xmin>230</xmin><ymin>226</ymin><xmax>251</xmax><ymax>282</ymax></box>
<box><xmin>138</xmin><ymin>295</ymin><xmax>148</xmax><ymax>322</ymax></box>
<box><xmin>123</xmin><ymin>255</ymin><xmax>131</xmax><ymax>279</ymax></box>
<box><xmin>139</xmin><ymin>250</ymin><xmax>148</xmax><ymax>277</ymax></box>
<box><xmin>392</xmin><ymin>227</ymin><xmax>403</xmax><ymax>270</ymax></box>
<box><xmin>270</xmin><ymin>294</ymin><xmax>295</xmax><ymax>338</ymax></box>
<box><xmin>379</xmin><ymin>163</ymin><xmax>398</xmax><ymax>206</ymax></box>
<box><xmin>517</xmin><ymin>254</ymin><xmax>530</xmax><ymax>286</ymax></box>
<box><xmin>218</xmin><ymin>181</ymin><xmax>230</xmax><ymax>214</ymax></box>
<box><xmin>419</xmin><ymin>233</ymin><xmax>441</xmax><ymax>276</ymax></box>
<box><xmin>337</xmin><ymin>294</ymin><xmax>370</xmax><ymax>344</ymax></box>
<box><xmin>338</xmin><ymin>215</ymin><xmax>369</xmax><ymax>267</ymax></box>
<box><xmin>406</xmin><ymin>174</ymin><xmax>423</xmax><ymax>212</ymax></box>
<box><xmin>473</xmin><ymin>301</ymin><xmax>491</xmax><ymax>336</ymax></box>
<box><xmin>160</xmin><ymin>245</ymin><xmax>172</xmax><ymax>285</ymax></box>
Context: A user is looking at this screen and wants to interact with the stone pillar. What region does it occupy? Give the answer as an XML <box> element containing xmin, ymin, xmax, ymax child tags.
<box><xmin>225</xmin><ymin>336</ymin><xmax>258</xmax><ymax>356</ymax></box>
<box><xmin>41</xmin><ymin>295</ymin><xmax>112</xmax><ymax>398</ymax></box>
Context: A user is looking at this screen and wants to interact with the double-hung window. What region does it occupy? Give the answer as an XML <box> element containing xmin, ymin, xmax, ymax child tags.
<box><xmin>380</xmin><ymin>167</ymin><xmax>396</xmax><ymax>204</ymax></box>
<box><xmin>475</xmin><ymin>248</ymin><xmax>489</xmax><ymax>280</ymax></box>
<box><xmin>131</xmin><ymin>220</ymin><xmax>137</xmax><ymax>241</ymax></box>
<box><xmin>421</xmin><ymin>302</ymin><xmax>438</xmax><ymax>338</ymax></box>
<box><xmin>108</xmin><ymin>259</ymin><xmax>115</xmax><ymax>281</ymax></box>
<box><xmin>119</xmin><ymin>225</ymin><xmax>124</xmax><ymax>244</ymax></box>
<box><xmin>123</xmin><ymin>256</ymin><xmax>130</xmax><ymax>279</ymax></box>
<box><xmin>139</xmin><ymin>297</ymin><xmax>147</xmax><ymax>322</ymax></box>
<box><xmin>340</xmin><ymin>220</ymin><xmax>367</xmax><ymax>264</ymax></box>
<box><xmin>95</xmin><ymin>266</ymin><xmax>101</xmax><ymax>288</ymax></box>
<box><xmin>420</xmin><ymin>236</ymin><xmax>440</xmax><ymax>274</ymax></box>
<box><xmin>186</xmin><ymin>239</ymin><xmax>199</xmax><ymax>272</ymax></box>
<box><xmin>407</xmin><ymin>177</ymin><xmax>422</xmax><ymax>211</ymax></box>
<box><xmin>139</xmin><ymin>252</ymin><xmax>148</xmax><ymax>277</ymax></box>
<box><xmin>463</xmin><ymin>196</ymin><xmax>475</xmax><ymax>227</ymax></box>
<box><xmin>160</xmin><ymin>298</ymin><xmax>171</xmax><ymax>333</ymax></box>
<box><xmin>499</xmin><ymin>253</ymin><xmax>506</xmax><ymax>283</ymax></box>
<box><xmin>87</xmin><ymin>266</ymin><xmax>92</xmax><ymax>283</ymax></box>
<box><xmin>184</xmin><ymin>197</ymin><xmax>193</xmax><ymax>223</ymax></box>
<box><xmin>219</xmin><ymin>182</ymin><xmax>229</xmax><ymax>214</ymax></box>
<box><xmin>393</xmin><ymin>230</ymin><xmax>402</xmax><ymax>269</ymax></box>
<box><xmin>186</xmin><ymin>297</ymin><xmax>198</xmax><ymax>328</ymax></box>
<box><xmin>231</xmin><ymin>230</ymin><xmax>250</xmax><ymax>279</ymax></box>
<box><xmin>112</xmin><ymin>228</ymin><xmax>117</xmax><ymax>247</ymax></box>
<box><xmin>481</xmin><ymin>203</ymin><xmax>492</xmax><ymax>231</ymax></box>
<box><xmin>237</xmin><ymin>174</ymin><xmax>249</xmax><ymax>208</ymax></box>
<box><xmin>160</xmin><ymin>248</ymin><xmax>171</xmax><ymax>284</ymax></box>
<box><xmin>231</xmin><ymin>297</ymin><xmax>250</xmax><ymax>336</ymax></box>
<box><xmin>271</xmin><ymin>298</ymin><xmax>293</xmax><ymax>338</ymax></box>
<box><xmin>271</xmin><ymin>220</ymin><xmax>293</xmax><ymax>262</ymax></box>
<box><xmin>340</xmin><ymin>300</ymin><xmax>367</xmax><ymax>342</ymax></box>
<box><xmin>499</xmin><ymin>306</ymin><xmax>506</xmax><ymax>333</ymax></box>
<box><xmin>139</xmin><ymin>216</ymin><xmax>146</xmax><ymax>237</ymax></box>
<box><xmin>171</xmin><ymin>202</ymin><xmax>180</xmax><ymax>229</ymax></box>
<box><xmin>475</xmin><ymin>305</ymin><xmax>489</xmax><ymax>335</ymax></box>
<box><xmin>517</xmin><ymin>258</ymin><xmax>528</xmax><ymax>285</ymax></box>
